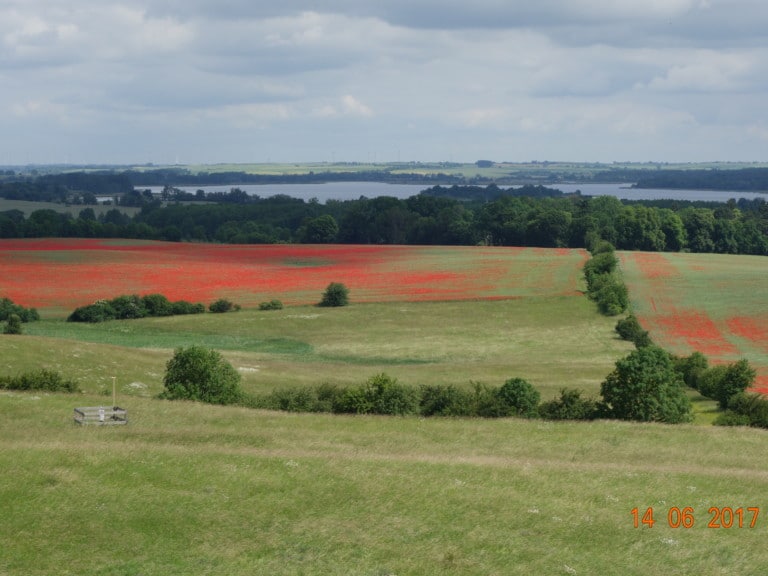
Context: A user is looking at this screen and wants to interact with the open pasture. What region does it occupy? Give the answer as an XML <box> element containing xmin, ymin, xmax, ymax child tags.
<box><xmin>619</xmin><ymin>251</ymin><xmax>768</xmax><ymax>392</ymax></box>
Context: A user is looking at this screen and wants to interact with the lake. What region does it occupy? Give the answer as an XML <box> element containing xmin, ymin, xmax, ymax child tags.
<box><xmin>143</xmin><ymin>182</ymin><xmax>768</xmax><ymax>204</ymax></box>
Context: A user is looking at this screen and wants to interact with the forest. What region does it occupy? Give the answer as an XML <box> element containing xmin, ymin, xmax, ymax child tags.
<box><xmin>1</xmin><ymin>172</ymin><xmax>767</xmax><ymax>255</ymax></box>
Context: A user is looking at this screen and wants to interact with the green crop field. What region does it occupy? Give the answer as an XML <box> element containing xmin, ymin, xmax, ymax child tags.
<box><xmin>2</xmin><ymin>245</ymin><xmax>767</xmax><ymax>574</ymax></box>
<box><xmin>620</xmin><ymin>251</ymin><xmax>768</xmax><ymax>391</ymax></box>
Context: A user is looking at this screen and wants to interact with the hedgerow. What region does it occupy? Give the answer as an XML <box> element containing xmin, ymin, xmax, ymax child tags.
<box><xmin>68</xmin><ymin>294</ymin><xmax>205</xmax><ymax>323</ymax></box>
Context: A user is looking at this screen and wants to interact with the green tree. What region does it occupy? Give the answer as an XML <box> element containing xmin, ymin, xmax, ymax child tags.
<box><xmin>336</xmin><ymin>373</ymin><xmax>419</xmax><ymax>415</ymax></box>
<box><xmin>672</xmin><ymin>351</ymin><xmax>708</xmax><ymax>390</ymax></box>
<box><xmin>302</xmin><ymin>214</ymin><xmax>339</xmax><ymax>243</ymax></box>
<box><xmin>600</xmin><ymin>346</ymin><xmax>692</xmax><ymax>423</ymax></box>
<box><xmin>3</xmin><ymin>313</ymin><xmax>22</xmax><ymax>335</ymax></box>
<box><xmin>699</xmin><ymin>359</ymin><xmax>756</xmax><ymax>409</ymax></box>
<box><xmin>209</xmin><ymin>298</ymin><xmax>238</xmax><ymax>313</ymax></box>
<box><xmin>615</xmin><ymin>314</ymin><xmax>652</xmax><ymax>347</ymax></box>
<box><xmin>319</xmin><ymin>282</ymin><xmax>349</xmax><ymax>307</ymax></box>
<box><xmin>496</xmin><ymin>377</ymin><xmax>540</xmax><ymax>418</ymax></box>
<box><xmin>160</xmin><ymin>346</ymin><xmax>243</xmax><ymax>405</ymax></box>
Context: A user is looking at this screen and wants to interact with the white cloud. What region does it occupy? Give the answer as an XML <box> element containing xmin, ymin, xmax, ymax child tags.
<box><xmin>341</xmin><ymin>95</ymin><xmax>373</xmax><ymax>117</ymax></box>
<box><xmin>644</xmin><ymin>51</ymin><xmax>754</xmax><ymax>92</ymax></box>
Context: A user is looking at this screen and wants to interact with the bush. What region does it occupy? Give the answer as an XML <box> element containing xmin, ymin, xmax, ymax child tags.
<box><xmin>673</xmin><ymin>351</ymin><xmax>709</xmax><ymax>390</ymax></box>
<box><xmin>259</xmin><ymin>299</ymin><xmax>284</xmax><ymax>311</ymax></box>
<box><xmin>539</xmin><ymin>388</ymin><xmax>599</xmax><ymax>420</ymax></box>
<box><xmin>0</xmin><ymin>368</ymin><xmax>79</xmax><ymax>393</ymax></box>
<box><xmin>600</xmin><ymin>345</ymin><xmax>692</xmax><ymax>423</ymax></box>
<box><xmin>615</xmin><ymin>314</ymin><xmax>652</xmax><ymax>347</ymax></box>
<box><xmin>717</xmin><ymin>392</ymin><xmax>768</xmax><ymax>428</ymax></box>
<box><xmin>171</xmin><ymin>300</ymin><xmax>206</xmax><ymax>315</ymax></box>
<box><xmin>209</xmin><ymin>298</ymin><xmax>238</xmax><ymax>313</ymax></box>
<box><xmin>496</xmin><ymin>377</ymin><xmax>540</xmax><ymax>418</ymax></box>
<box><xmin>110</xmin><ymin>294</ymin><xmax>147</xmax><ymax>319</ymax></box>
<box><xmin>698</xmin><ymin>359</ymin><xmax>756</xmax><ymax>409</ymax></box>
<box><xmin>319</xmin><ymin>282</ymin><xmax>349</xmax><ymax>307</ymax></box>
<box><xmin>583</xmin><ymin>247</ymin><xmax>628</xmax><ymax>317</ymax></box>
<box><xmin>262</xmin><ymin>386</ymin><xmax>324</xmax><ymax>412</ymax></box>
<box><xmin>470</xmin><ymin>382</ymin><xmax>507</xmax><ymax>417</ymax></box>
<box><xmin>0</xmin><ymin>297</ymin><xmax>39</xmax><ymax>323</ymax></box>
<box><xmin>68</xmin><ymin>300</ymin><xmax>117</xmax><ymax>322</ymax></box>
<box><xmin>713</xmin><ymin>411</ymin><xmax>753</xmax><ymax>427</ymax></box>
<box><xmin>335</xmin><ymin>373</ymin><xmax>418</xmax><ymax>415</ymax></box>
<box><xmin>142</xmin><ymin>293</ymin><xmax>174</xmax><ymax>316</ymax></box>
<box><xmin>419</xmin><ymin>384</ymin><xmax>474</xmax><ymax>417</ymax></box>
<box><xmin>3</xmin><ymin>314</ymin><xmax>22</xmax><ymax>335</ymax></box>
<box><xmin>160</xmin><ymin>346</ymin><xmax>243</xmax><ymax>405</ymax></box>
<box><xmin>68</xmin><ymin>294</ymin><xmax>205</xmax><ymax>322</ymax></box>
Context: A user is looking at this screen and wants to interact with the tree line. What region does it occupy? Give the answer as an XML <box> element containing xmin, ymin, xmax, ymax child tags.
<box><xmin>2</xmin><ymin>187</ymin><xmax>767</xmax><ymax>254</ymax></box>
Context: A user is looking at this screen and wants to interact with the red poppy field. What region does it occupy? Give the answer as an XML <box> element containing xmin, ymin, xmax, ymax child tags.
<box><xmin>620</xmin><ymin>251</ymin><xmax>768</xmax><ymax>393</ymax></box>
<box><xmin>0</xmin><ymin>239</ymin><xmax>587</xmax><ymax>315</ymax></box>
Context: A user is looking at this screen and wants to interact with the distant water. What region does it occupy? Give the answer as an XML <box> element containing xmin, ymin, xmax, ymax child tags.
<box><xmin>143</xmin><ymin>182</ymin><xmax>768</xmax><ymax>204</ymax></box>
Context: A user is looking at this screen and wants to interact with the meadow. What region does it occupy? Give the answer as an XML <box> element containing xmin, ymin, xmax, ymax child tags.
<box><xmin>2</xmin><ymin>242</ymin><xmax>768</xmax><ymax>575</ymax></box>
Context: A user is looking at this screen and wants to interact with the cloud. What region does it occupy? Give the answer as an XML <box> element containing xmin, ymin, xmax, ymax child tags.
<box><xmin>1</xmin><ymin>0</ymin><xmax>768</xmax><ymax>164</ymax></box>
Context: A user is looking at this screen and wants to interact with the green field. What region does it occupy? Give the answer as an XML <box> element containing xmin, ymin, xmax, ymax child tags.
<box><xmin>3</xmin><ymin>246</ymin><xmax>768</xmax><ymax>574</ymax></box>
<box><xmin>12</xmin><ymin>296</ymin><xmax>631</xmax><ymax>401</ymax></box>
<box><xmin>3</xmin><ymin>393</ymin><xmax>768</xmax><ymax>575</ymax></box>
<box><xmin>620</xmin><ymin>251</ymin><xmax>768</xmax><ymax>387</ymax></box>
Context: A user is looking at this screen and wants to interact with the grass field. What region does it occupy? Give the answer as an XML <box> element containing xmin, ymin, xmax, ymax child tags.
<box><xmin>619</xmin><ymin>251</ymin><xmax>768</xmax><ymax>392</ymax></box>
<box><xmin>2</xmin><ymin>244</ymin><xmax>767</xmax><ymax>574</ymax></box>
<box><xmin>3</xmin><ymin>394</ymin><xmax>768</xmax><ymax>575</ymax></box>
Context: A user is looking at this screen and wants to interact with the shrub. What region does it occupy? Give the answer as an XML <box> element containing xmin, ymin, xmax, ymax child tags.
<box><xmin>209</xmin><ymin>298</ymin><xmax>237</xmax><ymax>313</ymax></box>
<box><xmin>470</xmin><ymin>382</ymin><xmax>507</xmax><ymax>418</ymax></box>
<box><xmin>539</xmin><ymin>388</ymin><xmax>599</xmax><ymax>420</ymax></box>
<box><xmin>335</xmin><ymin>373</ymin><xmax>418</xmax><ymax>415</ymax></box>
<box><xmin>718</xmin><ymin>392</ymin><xmax>768</xmax><ymax>428</ymax></box>
<box><xmin>496</xmin><ymin>377</ymin><xmax>540</xmax><ymax>418</ymax></box>
<box><xmin>262</xmin><ymin>386</ymin><xmax>324</xmax><ymax>412</ymax></box>
<box><xmin>583</xmin><ymin>247</ymin><xmax>628</xmax><ymax>317</ymax></box>
<box><xmin>259</xmin><ymin>299</ymin><xmax>284</xmax><ymax>311</ymax></box>
<box><xmin>142</xmin><ymin>293</ymin><xmax>174</xmax><ymax>316</ymax></box>
<box><xmin>0</xmin><ymin>297</ymin><xmax>39</xmax><ymax>323</ymax></box>
<box><xmin>110</xmin><ymin>294</ymin><xmax>147</xmax><ymax>319</ymax></box>
<box><xmin>0</xmin><ymin>369</ymin><xmax>79</xmax><ymax>393</ymax></box>
<box><xmin>419</xmin><ymin>384</ymin><xmax>474</xmax><ymax>417</ymax></box>
<box><xmin>160</xmin><ymin>346</ymin><xmax>243</xmax><ymax>405</ymax></box>
<box><xmin>672</xmin><ymin>351</ymin><xmax>709</xmax><ymax>390</ymax></box>
<box><xmin>3</xmin><ymin>314</ymin><xmax>22</xmax><ymax>335</ymax></box>
<box><xmin>68</xmin><ymin>294</ymin><xmax>205</xmax><ymax>322</ymax></box>
<box><xmin>593</xmin><ymin>279</ymin><xmax>628</xmax><ymax>316</ymax></box>
<box><xmin>67</xmin><ymin>300</ymin><xmax>117</xmax><ymax>322</ymax></box>
<box><xmin>171</xmin><ymin>300</ymin><xmax>206</xmax><ymax>315</ymax></box>
<box><xmin>600</xmin><ymin>345</ymin><xmax>692</xmax><ymax>423</ymax></box>
<box><xmin>713</xmin><ymin>411</ymin><xmax>753</xmax><ymax>427</ymax></box>
<box><xmin>615</xmin><ymin>314</ymin><xmax>652</xmax><ymax>347</ymax></box>
<box><xmin>319</xmin><ymin>282</ymin><xmax>349</xmax><ymax>307</ymax></box>
<box><xmin>698</xmin><ymin>359</ymin><xmax>756</xmax><ymax>409</ymax></box>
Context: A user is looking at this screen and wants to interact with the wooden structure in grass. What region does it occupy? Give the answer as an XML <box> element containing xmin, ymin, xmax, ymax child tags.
<box><xmin>74</xmin><ymin>406</ymin><xmax>128</xmax><ymax>425</ymax></box>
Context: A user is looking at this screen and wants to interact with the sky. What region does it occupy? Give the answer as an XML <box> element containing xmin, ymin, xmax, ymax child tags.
<box><xmin>1</xmin><ymin>0</ymin><xmax>768</xmax><ymax>165</ymax></box>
